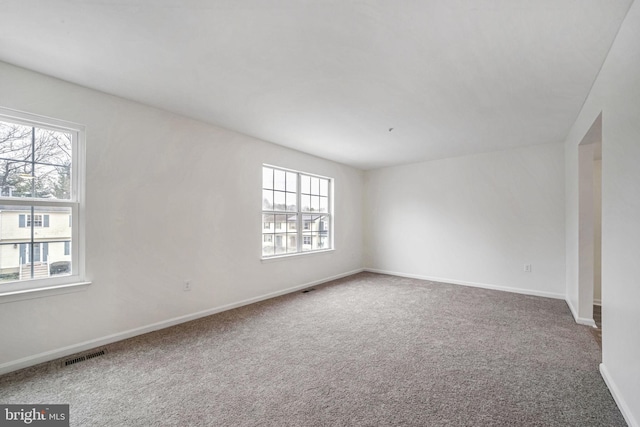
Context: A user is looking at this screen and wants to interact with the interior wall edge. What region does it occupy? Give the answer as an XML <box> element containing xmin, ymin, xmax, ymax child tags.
<box><xmin>565</xmin><ymin>296</ymin><xmax>598</xmax><ymax>327</ymax></box>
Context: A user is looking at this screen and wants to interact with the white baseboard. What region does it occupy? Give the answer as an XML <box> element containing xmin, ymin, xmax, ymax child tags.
<box><xmin>594</xmin><ymin>298</ymin><xmax>602</xmax><ymax>306</ymax></box>
<box><xmin>0</xmin><ymin>268</ymin><xmax>363</xmax><ymax>375</ymax></box>
<box><xmin>600</xmin><ymin>363</ymin><xmax>639</xmax><ymax>427</ymax></box>
<box><xmin>565</xmin><ymin>297</ymin><xmax>597</xmax><ymax>327</ymax></box>
<box><xmin>364</xmin><ymin>268</ymin><xmax>565</xmax><ymax>300</ymax></box>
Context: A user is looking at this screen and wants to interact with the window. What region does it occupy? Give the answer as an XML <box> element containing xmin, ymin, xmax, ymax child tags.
<box><xmin>23</xmin><ymin>214</ymin><xmax>48</xmax><ymax>228</ymax></box>
<box><xmin>262</xmin><ymin>165</ymin><xmax>332</xmax><ymax>257</ymax></box>
<box><xmin>0</xmin><ymin>107</ymin><xmax>86</xmax><ymax>296</ymax></box>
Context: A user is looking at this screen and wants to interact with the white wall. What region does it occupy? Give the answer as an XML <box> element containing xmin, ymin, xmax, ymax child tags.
<box><xmin>564</xmin><ymin>1</ymin><xmax>640</xmax><ymax>424</ymax></box>
<box><xmin>364</xmin><ymin>143</ymin><xmax>565</xmax><ymax>298</ymax></box>
<box><xmin>0</xmin><ymin>61</ymin><xmax>364</xmax><ymax>372</ymax></box>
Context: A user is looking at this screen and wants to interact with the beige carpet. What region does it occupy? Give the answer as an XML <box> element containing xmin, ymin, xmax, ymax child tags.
<box><xmin>0</xmin><ymin>272</ymin><xmax>625</xmax><ymax>426</ymax></box>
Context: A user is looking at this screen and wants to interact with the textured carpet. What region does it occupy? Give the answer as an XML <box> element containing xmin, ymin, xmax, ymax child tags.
<box><xmin>0</xmin><ymin>272</ymin><xmax>625</xmax><ymax>426</ymax></box>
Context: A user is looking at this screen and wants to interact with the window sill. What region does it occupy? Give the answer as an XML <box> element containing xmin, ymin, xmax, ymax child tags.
<box><xmin>0</xmin><ymin>281</ymin><xmax>91</xmax><ymax>304</ymax></box>
<box><xmin>261</xmin><ymin>249</ymin><xmax>335</xmax><ymax>263</ymax></box>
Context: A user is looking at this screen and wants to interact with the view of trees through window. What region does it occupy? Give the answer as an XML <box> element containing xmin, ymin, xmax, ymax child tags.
<box><xmin>262</xmin><ymin>166</ymin><xmax>331</xmax><ymax>257</ymax></box>
<box><xmin>0</xmin><ymin>121</ymin><xmax>71</xmax><ymax>199</ymax></box>
<box><xmin>0</xmin><ymin>119</ymin><xmax>73</xmax><ymax>283</ymax></box>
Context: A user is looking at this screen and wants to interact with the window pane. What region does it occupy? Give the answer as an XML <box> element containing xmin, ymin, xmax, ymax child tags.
<box><xmin>274</xmin><ymin>169</ymin><xmax>286</xmax><ymax>191</ymax></box>
<box><xmin>262</xmin><ymin>167</ymin><xmax>273</xmax><ymax>189</ymax></box>
<box><xmin>262</xmin><ymin>234</ymin><xmax>274</xmax><ymax>256</ymax></box>
<box><xmin>311</xmin><ymin>196</ymin><xmax>320</xmax><ymax>212</ymax></box>
<box><xmin>286</xmin><ymin>172</ymin><xmax>297</xmax><ymax>192</ymax></box>
<box><xmin>301</xmin><ymin>233</ymin><xmax>328</xmax><ymax>251</ymax></box>
<box><xmin>318</xmin><ymin>235</ymin><xmax>330</xmax><ymax>250</ymax></box>
<box><xmin>262</xmin><ymin>190</ymin><xmax>273</xmax><ymax>210</ymax></box>
<box><xmin>320</xmin><ymin>179</ymin><xmax>329</xmax><ymax>197</ymax></box>
<box><xmin>287</xmin><ymin>234</ymin><xmax>298</xmax><ymax>253</ymax></box>
<box><xmin>34</xmin><ymin>163</ymin><xmax>71</xmax><ymax>199</ymax></box>
<box><xmin>285</xmin><ymin>192</ymin><xmax>297</xmax><ymax>212</ymax></box>
<box><xmin>0</xmin><ymin>122</ymin><xmax>33</xmax><ymax>197</ymax></box>
<box><xmin>273</xmin><ymin>191</ymin><xmax>286</xmax><ymax>211</ymax></box>
<box><xmin>301</xmin><ymin>233</ymin><xmax>312</xmax><ymax>251</ymax></box>
<box><xmin>0</xmin><ymin>244</ymin><xmax>20</xmax><ymax>283</ymax></box>
<box><xmin>319</xmin><ymin>196</ymin><xmax>328</xmax><ymax>213</ymax></box>
<box><xmin>0</xmin><ymin>205</ymin><xmax>72</xmax><ymax>283</ymax></box>
<box><xmin>302</xmin><ymin>214</ymin><xmax>317</xmax><ymax>231</ymax></box>
<box><xmin>34</xmin><ymin>127</ymin><xmax>72</xmax><ymax>166</ymax></box>
<box><xmin>34</xmin><ymin>127</ymin><xmax>72</xmax><ymax>200</ymax></box>
<box><xmin>274</xmin><ymin>234</ymin><xmax>286</xmax><ymax>254</ymax></box>
<box><xmin>301</xmin><ymin>194</ymin><xmax>311</xmax><ymax>212</ymax></box>
<box><xmin>318</xmin><ymin>216</ymin><xmax>330</xmax><ymax>234</ymax></box>
<box><xmin>301</xmin><ymin>175</ymin><xmax>310</xmax><ymax>194</ymax></box>
<box><xmin>0</xmin><ymin>121</ymin><xmax>72</xmax><ymax>200</ymax></box>
<box><xmin>310</xmin><ymin>177</ymin><xmax>320</xmax><ymax>195</ymax></box>
<box><xmin>261</xmin><ymin>213</ymin><xmax>275</xmax><ymax>256</ymax></box>
<box><xmin>275</xmin><ymin>214</ymin><xmax>287</xmax><ymax>230</ymax></box>
<box><xmin>0</xmin><ymin>163</ymin><xmax>33</xmax><ymax>198</ymax></box>
<box><xmin>47</xmin><ymin>241</ymin><xmax>71</xmax><ymax>277</ymax></box>
<box><xmin>262</xmin><ymin>214</ymin><xmax>274</xmax><ymax>233</ymax></box>
<box><xmin>262</xmin><ymin>213</ymin><xmax>274</xmax><ymax>224</ymax></box>
<box><xmin>287</xmin><ymin>214</ymin><xmax>297</xmax><ymax>231</ymax></box>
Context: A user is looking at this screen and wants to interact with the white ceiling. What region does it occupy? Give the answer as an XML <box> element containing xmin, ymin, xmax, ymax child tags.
<box><xmin>0</xmin><ymin>1</ymin><xmax>633</xmax><ymax>170</ymax></box>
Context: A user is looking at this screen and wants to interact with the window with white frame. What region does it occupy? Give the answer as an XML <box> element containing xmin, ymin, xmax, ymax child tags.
<box><xmin>0</xmin><ymin>107</ymin><xmax>85</xmax><ymax>294</ymax></box>
<box><xmin>24</xmin><ymin>214</ymin><xmax>46</xmax><ymax>228</ymax></box>
<box><xmin>262</xmin><ymin>165</ymin><xmax>332</xmax><ymax>257</ymax></box>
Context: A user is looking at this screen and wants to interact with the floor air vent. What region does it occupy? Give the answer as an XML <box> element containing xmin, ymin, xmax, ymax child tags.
<box><xmin>63</xmin><ymin>349</ymin><xmax>107</xmax><ymax>367</ymax></box>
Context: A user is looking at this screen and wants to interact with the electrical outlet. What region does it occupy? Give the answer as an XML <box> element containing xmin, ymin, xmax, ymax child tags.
<box><xmin>524</xmin><ymin>264</ymin><xmax>532</xmax><ymax>273</ymax></box>
<box><xmin>184</xmin><ymin>281</ymin><xmax>191</xmax><ymax>291</ymax></box>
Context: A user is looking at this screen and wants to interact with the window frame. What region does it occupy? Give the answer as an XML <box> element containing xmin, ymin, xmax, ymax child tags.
<box><xmin>0</xmin><ymin>107</ymin><xmax>89</xmax><ymax>301</ymax></box>
<box><xmin>261</xmin><ymin>164</ymin><xmax>333</xmax><ymax>259</ymax></box>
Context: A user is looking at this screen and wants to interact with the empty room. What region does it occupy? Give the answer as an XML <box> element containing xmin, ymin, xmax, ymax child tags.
<box><xmin>0</xmin><ymin>1</ymin><xmax>639</xmax><ymax>426</ymax></box>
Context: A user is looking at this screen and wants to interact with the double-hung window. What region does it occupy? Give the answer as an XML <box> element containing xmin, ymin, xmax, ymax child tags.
<box><xmin>0</xmin><ymin>107</ymin><xmax>86</xmax><ymax>295</ymax></box>
<box><xmin>262</xmin><ymin>165</ymin><xmax>332</xmax><ymax>257</ymax></box>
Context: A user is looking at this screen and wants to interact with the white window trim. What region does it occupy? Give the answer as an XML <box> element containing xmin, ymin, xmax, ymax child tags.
<box><xmin>261</xmin><ymin>164</ymin><xmax>334</xmax><ymax>260</ymax></box>
<box><xmin>0</xmin><ymin>107</ymin><xmax>89</xmax><ymax>302</ymax></box>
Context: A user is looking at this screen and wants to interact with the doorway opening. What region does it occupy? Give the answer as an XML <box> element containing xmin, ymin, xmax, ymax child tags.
<box><xmin>578</xmin><ymin>113</ymin><xmax>602</xmax><ymax>347</ymax></box>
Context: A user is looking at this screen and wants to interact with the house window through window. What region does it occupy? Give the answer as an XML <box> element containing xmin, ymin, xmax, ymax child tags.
<box><xmin>0</xmin><ymin>107</ymin><xmax>85</xmax><ymax>293</ymax></box>
<box><xmin>262</xmin><ymin>165</ymin><xmax>332</xmax><ymax>257</ymax></box>
<box><xmin>23</xmin><ymin>214</ymin><xmax>48</xmax><ymax>228</ymax></box>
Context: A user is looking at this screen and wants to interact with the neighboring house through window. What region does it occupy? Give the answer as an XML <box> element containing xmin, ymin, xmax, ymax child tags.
<box><xmin>262</xmin><ymin>165</ymin><xmax>332</xmax><ymax>257</ymax></box>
